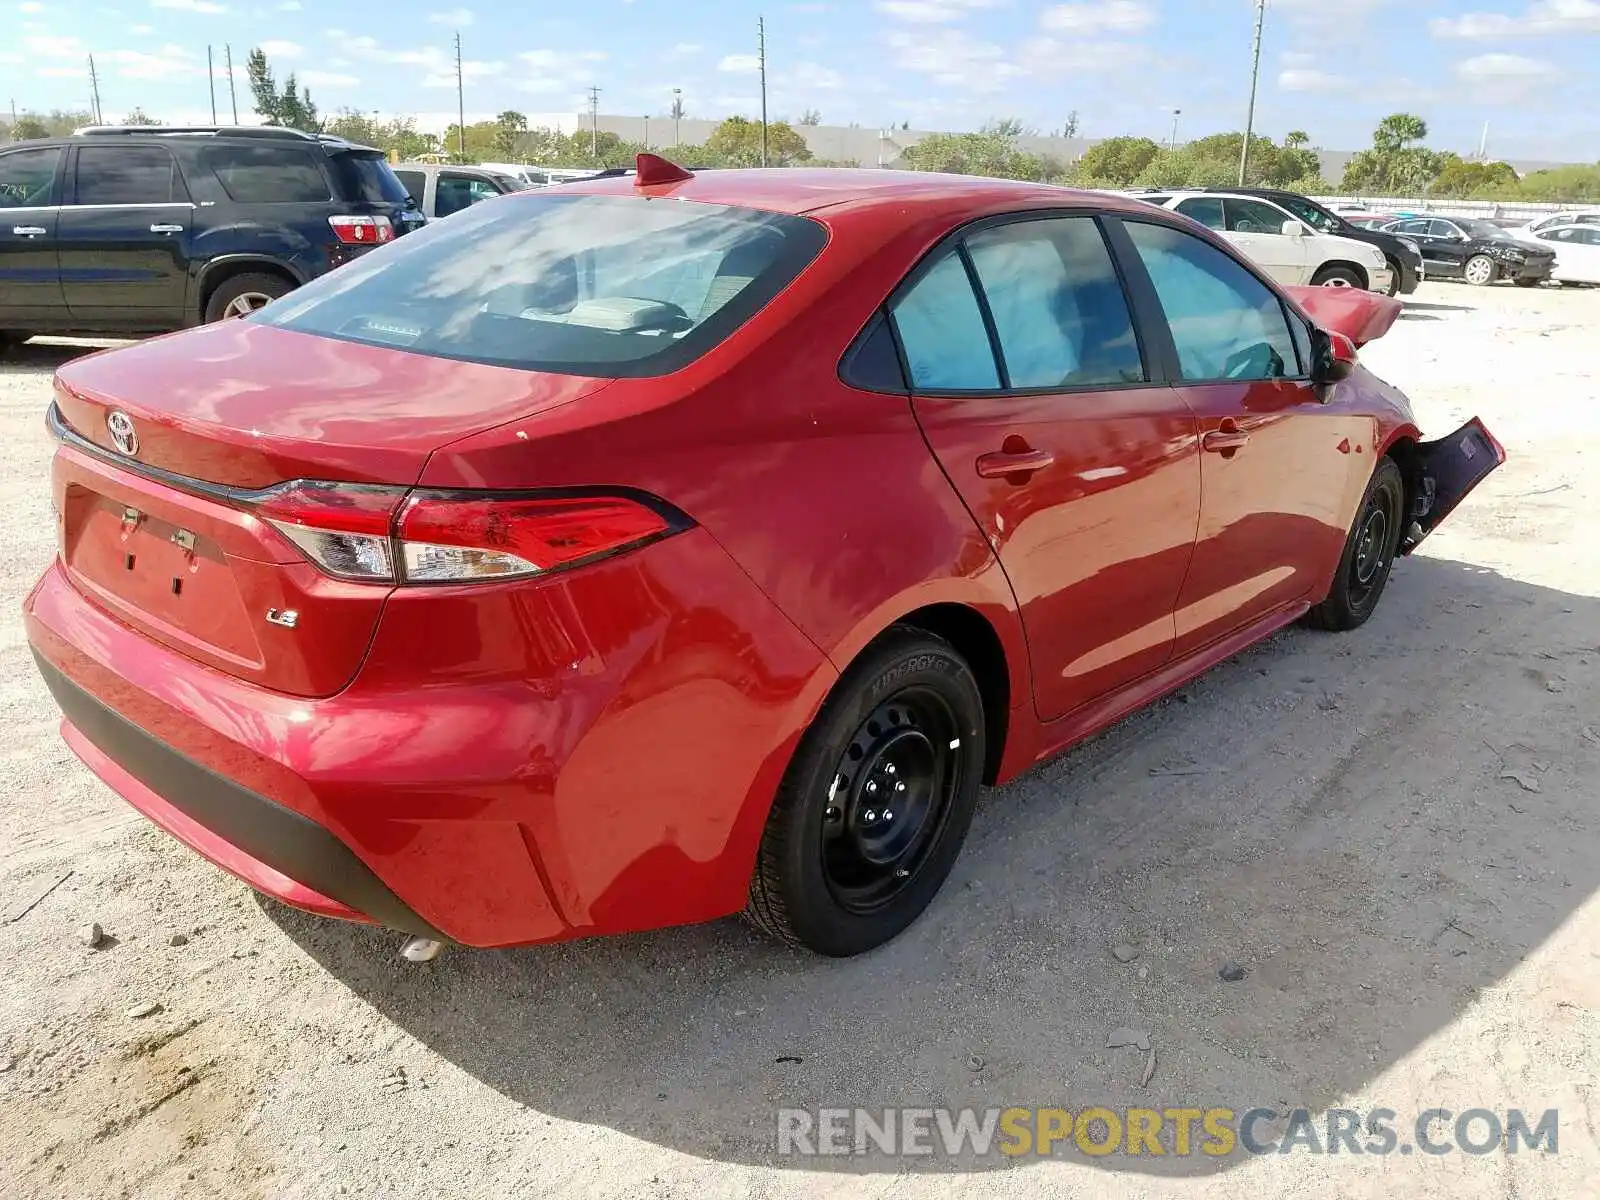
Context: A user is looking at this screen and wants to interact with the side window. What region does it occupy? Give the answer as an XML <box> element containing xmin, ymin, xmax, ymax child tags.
<box><xmin>1430</xmin><ymin>221</ymin><xmax>1462</xmax><ymax>239</ymax></box>
<box><xmin>393</xmin><ymin>170</ymin><xmax>426</xmax><ymax>204</ymax></box>
<box><xmin>1175</xmin><ymin>197</ymin><xmax>1225</xmax><ymax>230</ymax></box>
<box><xmin>74</xmin><ymin>146</ymin><xmax>184</xmax><ymax>205</ymax></box>
<box><xmin>964</xmin><ymin>218</ymin><xmax>1144</xmax><ymax>388</ymax></box>
<box><xmin>888</xmin><ymin>251</ymin><xmax>1000</xmax><ymax>391</ymax></box>
<box><xmin>0</xmin><ymin>147</ymin><xmax>62</xmax><ymax>207</ymax></box>
<box><xmin>1396</xmin><ymin>219</ymin><xmax>1431</xmax><ymax>236</ymax></box>
<box><xmin>199</xmin><ymin>146</ymin><xmax>331</xmax><ymax>203</ymax></box>
<box><xmin>1123</xmin><ymin>220</ymin><xmax>1300</xmax><ymax>383</ymax></box>
<box><xmin>1582</xmin><ymin>229</ymin><xmax>1600</xmax><ymax>246</ymax></box>
<box><xmin>1225</xmin><ymin>197</ymin><xmax>1290</xmax><ymax>234</ymax></box>
<box><xmin>435</xmin><ymin>174</ymin><xmax>478</xmax><ymax>217</ymax></box>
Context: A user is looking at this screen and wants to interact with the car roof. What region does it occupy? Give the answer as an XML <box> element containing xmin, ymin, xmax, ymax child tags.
<box><xmin>551</xmin><ymin>167</ymin><xmax>1153</xmax><ymax>219</ymax></box>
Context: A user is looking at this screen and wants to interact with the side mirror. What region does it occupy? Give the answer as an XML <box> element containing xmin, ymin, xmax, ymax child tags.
<box><xmin>1282</xmin><ymin>219</ymin><xmax>1307</xmax><ymax>238</ymax></box>
<box><xmin>1312</xmin><ymin>328</ymin><xmax>1358</xmax><ymax>386</ymax></box>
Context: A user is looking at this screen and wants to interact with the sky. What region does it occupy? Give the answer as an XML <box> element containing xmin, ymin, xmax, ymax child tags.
<box><xmin>4</xmin><ymin>0</ymin><xmax>1599</xmax><ymax>162</ymax></box>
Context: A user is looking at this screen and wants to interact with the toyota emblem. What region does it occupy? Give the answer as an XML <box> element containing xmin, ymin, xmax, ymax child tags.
<box><xmin>106</xmin><ymin>410</ymin><xmax>139</xmax><ymax>457</ymax></box>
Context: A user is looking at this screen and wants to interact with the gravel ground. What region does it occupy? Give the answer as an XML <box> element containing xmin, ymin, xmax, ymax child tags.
<box><xmin>1</xmin><ymin>283</ymin><xmax>1597</xmax><ymax>1200</ymax></box>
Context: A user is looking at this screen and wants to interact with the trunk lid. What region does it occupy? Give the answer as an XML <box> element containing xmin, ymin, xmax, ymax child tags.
<box><xmin>51</xmin><ymin>322</ymin><xmax>612</xmax><ymax>697</ymax></box>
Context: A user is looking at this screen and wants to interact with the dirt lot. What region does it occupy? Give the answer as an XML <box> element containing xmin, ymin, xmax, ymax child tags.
<box><xmin>1</xmin><ymin>282</ymin><xmax>1597</xmax><ymax>1200</ymax></box>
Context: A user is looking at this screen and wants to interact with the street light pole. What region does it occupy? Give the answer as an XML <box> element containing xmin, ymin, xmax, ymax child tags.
<box><xmin>672</xmin><ymin>87</ymin><xmax>681</xmax><ymax>147</ymax></box>
<box><xmin>1168</xmin><ymin>107</ymin><xmax>1182</xmax><ymax>152</ymax></box>
<box><xmin>1238</xmin><ymin>0</ymin><xmax>1266</xmax><ymax>185</ymax></box>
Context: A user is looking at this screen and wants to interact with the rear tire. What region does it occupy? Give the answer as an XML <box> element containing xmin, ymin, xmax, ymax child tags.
<box><xmin>204</xmin><ymin>272</ymin><xmax>293</xmax><ymax>323</ymax></box>
<box><xmin>745</xmin><ymin>628</ymin><xmax>986</xmax><ymax>956</ymax></box>
<box><xmin>1312</xmin><ymin>265</ymin><xmax>1365</xmax><ymax>289</ymax></box>
<box><xmin>1463</xmin><ymin>254</ymin><xmax>1496</xmax><ymax>287</ymax></box>
<box><xmin>0</xmin><ymin>331</ymin><xmax>31</xmax><ymax>354</ymax></box>
<box><xmin>1307</xmin><ymin>458</ymin><xmax>1405</xmax><ymax>632</ymax></box>
<box><xmin>1383</xmin><ymin>259</ymin><xmax>1402</xmax><ymax>297</ymax></box>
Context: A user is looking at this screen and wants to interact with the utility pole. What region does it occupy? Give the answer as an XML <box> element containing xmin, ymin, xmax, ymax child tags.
<box><xmin>225</xmin><ymin>44</ymin><xmax>238</xmax><ymax>123</ymax></box>
<box><xmin>757</xmin><ymin>15</ymin><xmax>769</xmax><ymax>167</ymax></box>
<box><xmin>587</xmin><ymin>85</ymin><xmax>600</xmax><ymax>157</ymax></box>
<box><xmin>672</xmin><ymin>87</ymin><xmax>681</xmax><ymax>147</ymax></box>
<box><xmin>1168</xmin><ymin>107</ymin><xmax>1182</xmax><ymax>152</ymax></box>
<box><xmin>1478</xmin><ymin>120</ymin><xmax>1490</xmax><ymax>160</ymax></box>
<box><xmin>207</xmin><ymin>45</ymin><xmax>217</xmax><ymax>123</ymax></box>
<box><xmin>454</xmin><ymin>31</ymin><xmax>466</xmax><ymax>160</ymax></box>
<box><xmin>1237</xmin><ymin>0</ymin><xmax>1265</xmax><ymax>185</ymax></box>
<box><xmin>88</xmin><ymin>55</ymin><xmax>103</xmax><ymax>124</ymax></box>
<box><xmin>642</xmin><ymin>115</ymin><xmax>649</xmax><ymax>150</ymax></box>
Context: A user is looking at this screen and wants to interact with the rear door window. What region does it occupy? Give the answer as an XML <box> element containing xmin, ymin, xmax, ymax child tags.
<box><xmin>73</xmin><ymin>145</ymin><xmax>186</xmax><ymax>205</ymax></box>
<box><xmin>257</xmin><ymin>193</ymin><xmax>827</xmax><ymax>377</ymax></box>
<box><xmin>1174</xmin><ymin>197</ymin><xmax>1225</xmax><ymax>230</ymax></box>
<box><xmin>201</xmin><ymin>145</ymin><xmax>332</xmax><ymax>203</ymax></box>
<box><xmin>963</xmin><ymin>218</ymin><xmax>1144</xmax><ymax>388</ymax></box>
<box><xmin>0</xmin><ymin>147</ymin><xmax>62</xmax><ymax>207</ymax></box>
<box><xmin>393</xmin><ymin>169</ymin><xmax>426</xmax><ymax>204</ymax></box>
<box><xmin>1224</xmin><ymin>197</ymin><xmax>1290</xmax><ymax>234</ymax></box>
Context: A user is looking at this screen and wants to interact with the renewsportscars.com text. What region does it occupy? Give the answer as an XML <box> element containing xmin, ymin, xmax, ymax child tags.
<box><xmin>776</xmin><ymin>1106</ymin><xmax>1559</xmax><ymax>1159</ymax></box>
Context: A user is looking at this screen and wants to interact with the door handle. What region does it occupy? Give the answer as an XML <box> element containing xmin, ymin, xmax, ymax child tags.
<box><xmin>975</xmin><ymin>447</ymin><xmax>1054</xmax><ymax>479</ymax></box>
<box><xmin>11</xmin><ymin>226</ymin><xmax>47</xmax><ymax>237</ymax></box>
<box><xmin>150</xmin><ymin>224</ymin><xmax>185</xmax><ymax>234</ymax></box>
<box><xmin>1203</xmin><ymin>429</ymin><xmax>1250</xmax><ymax>453</ymax></box>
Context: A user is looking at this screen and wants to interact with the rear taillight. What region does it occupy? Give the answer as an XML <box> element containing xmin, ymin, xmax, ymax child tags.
<box><xmin>328</xmin><ymin>214</ymin><xmax>394</xmax><ymax>245</ymax></box>
<box><xmin>250</xmin><ymin>482</ymin><xmax>680</xmax><ymax>584</ymax></box>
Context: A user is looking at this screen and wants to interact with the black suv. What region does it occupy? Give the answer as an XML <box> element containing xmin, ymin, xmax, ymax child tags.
<box><xmin>0</xmin><ymin>125</ymin><xmax>422</xmax><ymax>347</ymax></box>
<box><xmin>1194</xmin><ymin>186</ymin><xmax>1425</xmax><ymax>296</ymax></box>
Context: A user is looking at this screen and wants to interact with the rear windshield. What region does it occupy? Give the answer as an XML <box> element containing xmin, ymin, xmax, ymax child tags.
<box><xmin>201</xmin><ymin>144</ymin><xmax>332</xmax><ymax>203</ymax></box>
<box><xmin>256</xmin><ymin>193</ymin><xmax>829</xmax><ymax>378</ymax></box>
<box><xmin>328</xmin><ymin>151</ymin><xmax>412</xmax><ymax>205</ymax></box>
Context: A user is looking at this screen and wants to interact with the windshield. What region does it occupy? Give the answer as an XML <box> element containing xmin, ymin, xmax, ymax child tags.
<box><xmin>1277</xmin><ymin>195</ymin><xmax>1340</xmax><ymax>233</ymax></box>
<box><xmin>1459</xmin><ymin>218</ymin><xmax>1511</xmax><ymax>240</ymax></box>
<box><xmin>256</xmin><ymin>193</ymin><xmax>828</xmax><ymax>377</ymax></box>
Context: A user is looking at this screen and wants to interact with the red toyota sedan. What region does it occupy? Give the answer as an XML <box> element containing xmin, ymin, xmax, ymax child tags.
<box><xmin>24</xmin><ymin>157</ymin><xmax>1502</xmax><ymax>957</ymax></box>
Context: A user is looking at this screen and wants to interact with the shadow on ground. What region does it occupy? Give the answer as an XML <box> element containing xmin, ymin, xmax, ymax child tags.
<box><xmin>269</xmin><ymin>555</ymin><xmax>1599</xmax><ymax>1177</ymax></box>
<box><xmin>0</xmin><ymin>339</ymin><xmax>125</xmax><ymax>375</ymax></box>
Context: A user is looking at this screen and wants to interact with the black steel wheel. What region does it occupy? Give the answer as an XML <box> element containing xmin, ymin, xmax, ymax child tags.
<box><xmin>746</xmin><ymin>628</ymin><xmax>985</xmax><ymax>956</ymax></box>
<box><xmin>1307</xmin><ymin>457</ymin><xmax>1406</xmax><ymax>631</ymax></box>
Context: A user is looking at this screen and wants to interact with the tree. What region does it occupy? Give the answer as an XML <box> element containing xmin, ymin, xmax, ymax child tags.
<box><xmin>1342</xmin><ymin>113</ymin><xmax>1441</xmax><ymax>194</ymax></box>
<box><xmin>1284</xmin><ymin>130</ymin><xmax>1309</xmax><ymax>149</ymax></box>
<box><xmin>702</xmin><ymin>116</ymin><xmax>812</xmax><ymax>166</ymax></box>
<box><xmin>1060</xmin><ymin>111</ymin><xmax>1081</xmax><ymax>139</ymax></box>
<box><xmin>1373</xmin><ymin>113</ymin><xmax>1427</xmax><ymax>153</ymax></box>
<box><xmin>492</xmin><ymin>110</ymin><xmax>527</xmax><ymax>158</ymax></box>
<box><xmin>123</xmin><ymin>108</ymin><xmax>161</xmax><ymax>126</ymax></box>
<box><xmin>1077</xmin><ymin>135</ymin><xmax>1162</xmax><ymax>185</ymax></box>
<box><xmin>983</xmin><ymin>117</ymin><xmax>1027</xmax><ymax>138</ymax></box>
<box><xmin>11</xmin><ymin>115</ymin><xmax>49</xmax><ymax>140</ymax></box>
<box><xmin>669</xmin><ymin>93</ymin><xmax>687</xmax><ymax>121</ymax></box>
<box><xmin>1431</xmin><ymin>153</ymin><xmax>1519</xmax><ymax>197</ymax></box>
<box><xmin>798</xmin><ymin>108</ymin><xmax>822</xmax><ymax>126</ymax></box>
<box><xmin>898</xmin><ymin>126</ymin><xmax>1069</xmax><ymax>183</ymax></box>
<box><xmin>246</xmin><ymin>47</ymin><xmax>319</xmax><ymax>131</ymax></box>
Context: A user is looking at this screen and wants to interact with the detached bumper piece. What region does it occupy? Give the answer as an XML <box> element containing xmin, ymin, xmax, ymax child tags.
<box><xmin>34</xmin><ymin>652</ymin><xmax>446</xmax><ymax>941</ymax></box>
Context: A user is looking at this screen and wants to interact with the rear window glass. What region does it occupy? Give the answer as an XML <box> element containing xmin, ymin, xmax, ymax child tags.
<box><xmin>329</xmin><ymin>152</ymin><xmax>412</xmax><ymax>205</ymax></box>
<box><xmin>393</xmin><ymin>169</ymin><xmax>426</xmax><ymax>204</ymax></box>
<box><xmin>200</xmin><ymin>145</ymin><xmax>331</xmax><ymax>203</ymax></box>
<box><xmin>256</xmin><ymin>193</ymin><xmax>828</xmax><ymax>377</ymax></box>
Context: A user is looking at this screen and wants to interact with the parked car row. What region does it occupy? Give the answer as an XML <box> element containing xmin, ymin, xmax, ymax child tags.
<box><xmin>1316</xmin><ymin>204</ymin><xmax>1600</xmax><ymax>287</ymax></box>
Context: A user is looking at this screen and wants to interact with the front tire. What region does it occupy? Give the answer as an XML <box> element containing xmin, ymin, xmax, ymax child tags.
<box><xmin>745</xmin><ymin>628</ymin><xmax>986</xmax><ymax>956</ymax></box>
<box><xmin>204</xmin><ymin>272</ymin><xmax>293</xmax><ymax>323</ymax></box>
<box><xmin>1463</xmin><ymin>254</ymin><xmax>1496</xmax><ymax>287</ymax></box>
<box><xmin>1383</xmin><ymin>258</ymin><xmax>1402</xmax><ymax>297</ymax></box>
<box><xmin>1307</xmin><ymin>458</ymin><xmax>1405</xmax><ymax>632</ymax></box>
<box><xmin>1312</xmin><ymin>265</ymin><xmax>1364</xmax><ymax>289</ymax></box>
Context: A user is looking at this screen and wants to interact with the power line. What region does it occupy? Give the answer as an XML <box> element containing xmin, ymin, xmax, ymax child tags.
<box><xmin>1238</xmin><ymin>0</ymin><xmax>1265</xmax><ymax>185</ymax></box>
<box><xmin>757</xmin><ymin>15</ymin><xmax>768</xmax><ymax>168</ymax></box>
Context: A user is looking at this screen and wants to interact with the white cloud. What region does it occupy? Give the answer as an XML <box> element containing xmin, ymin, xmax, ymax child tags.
<box><xmin>788</xmin><ymin>60</ymin><xmax>845</xmax><ymax>90</ymax></box>
<box><xmin>887</xmin><ymin>27</ymin><xmax>1021</xmax><ymax>90</ymax></box>
<box><xmin>1278</xmin><ymin>67</ymin><xmax>1350</xmax><ymax>92</ymax></box>
<box><xmin>427</xmin><ymin>6</ymin><xmax>473</xmax><ymax>25</ymax></box>
<box><xmin>1038</xmin><ymin>1</ymin><xmax>1154</xmax><ymax>35</ymax></box>
<box><xmin>256</xmin><ymin>39</ymin><xmax>302</xmax><ymax>57</ymax></box>
<box><xmin>1018</xmin><ymin>35</ymin><xmax>1142</xmax><ymax>72</ymax></box>
<box><xmin>37</xmin><ymin>64</ymin><xmax>88</xmax><ymax>77</ymax></box>
<box><xmin>150</xmin><ymin>0</ymin><xmax>226</xmax><ymax>12</ymax></box>
<box><xmin>1432</xmin><ymin>1</ymin><xmax>1600</xmax><ymax>38</ymax></box>
<box><xmin>130</xmin><ymin>22</ymin><xmax>152</xmax><ymax>32</ymax></box>
<box><xmin>421</xmin><ymin>58</ymin><xmax>503</xmax><ymax>86</ymax></box>
<box><xmin>874</xmin><ymin>0</ymin><xmax>996</xmax><ymax>21</ymax></box>
<box><xmin>1456</xmin><ymin>51</ymin><xmax>1555</xmax><ymax>79</ymax></box>
<box><xmin>300</xmin><ymin>69</ymin><xmax>358</xmax><ymax>87</ymax></box>
<box><xmin>18</xmin><ymin>2</ymin><xmax>44</xmax><ymax>12</ymax></box>
<box><xmin>278</xmin><ymin>0</ymin><xmax>301</xmax><ymax>8</ymax></box>
<box><xmin>672</xmin><ymin>42</ymin><xmax>702</xmax><ymax>54</ymax></box>
<box><xmin>24</xmin><ymin>33</ymin><xmax>83</xmax><ymax>55</ymax></box>
<box><xmin>719</xmin><ymin>53</ymin><xmax>760</xmax><ymax>72</ymax></box>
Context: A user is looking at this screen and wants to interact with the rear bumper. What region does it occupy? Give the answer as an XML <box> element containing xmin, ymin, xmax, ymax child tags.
<box><xmin>25</xmin><ymin>530</ymin><xmax>834</xmax><ymax>948</ymax></box>
<box><xmin>35</xmin><ymin>652</ymin><xmax>443</xmax><ymax>939</ymax></box>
